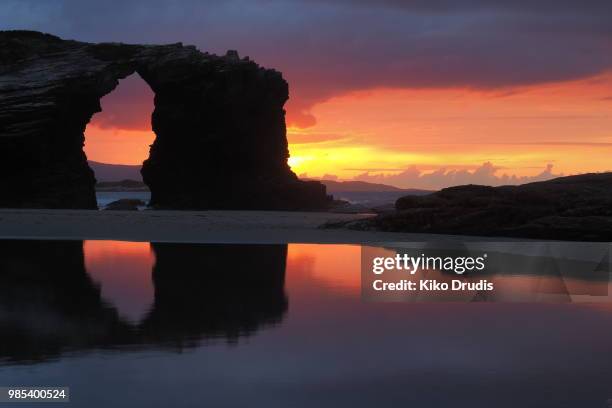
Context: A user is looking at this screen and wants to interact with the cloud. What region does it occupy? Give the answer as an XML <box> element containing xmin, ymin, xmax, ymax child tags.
<box><xmin>287</xmin><ymin>132</ymin><xmax>348</xmax><ymax>144</ymax></box>
<box><xmin>318</xmin><ymin>0</ymin><xmax>612</xmax><ymax>15</ymax></box>
<box><xmin>2</xmin><ymin>0</ymin><xmax>611</xmax><ymax>127</ymax></box>
<box><xmin>287</xmin><ymin>110</ymin><xmax>317</xmax><ymax>129</ymax></box>
<box><xmin>354</xmin><ymin>162</ymin><xmax>562</xmax><ymax>190</ymax></box>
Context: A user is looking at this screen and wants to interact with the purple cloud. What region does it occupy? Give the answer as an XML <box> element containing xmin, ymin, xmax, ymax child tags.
<box><xmin>3</xmin><ymin>0</ymin><xmax>611</xmax><ymax>126</ymax></box>
<box><xmin>354</xmin><ymin>162</ymin><xmax>563</xmax><ymax>189</ymax></box>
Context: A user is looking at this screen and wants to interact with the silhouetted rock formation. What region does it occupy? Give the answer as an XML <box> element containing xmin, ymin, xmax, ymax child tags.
<box><xmin>332</xmin><ymin>173</ymin><xmax>612</xmax><ymax>241</ymax></box>
<box><xmin>0</xmin><ymin>31</ymin><xmax>330</xmax><ymax>210</ymax></box>
<box><xmin>0</xmin><ymin>239</ymin><xmax>289</xmax><ymax>363</ymax></box>
<box><xmin>0</xmin><ymin>240</ymin><xmax>131</xmax><ymax>363</ymax></box>
<box><xmin>141</xmin><ymin>243</ymin><xmax>288</xmax><ymax>345</ymax></box>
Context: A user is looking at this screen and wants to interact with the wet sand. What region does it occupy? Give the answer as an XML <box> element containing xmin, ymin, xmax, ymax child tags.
<box><xmin>0</xmin><ymin>209</ymin><xmax>471</xmax><ymax>244</ymax></box>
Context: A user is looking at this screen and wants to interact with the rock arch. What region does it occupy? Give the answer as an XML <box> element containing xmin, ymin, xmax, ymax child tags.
<box><xmin>0</xmin><ymin>31</ymin><xmax>329</xmax><ymax>210</ymax></box>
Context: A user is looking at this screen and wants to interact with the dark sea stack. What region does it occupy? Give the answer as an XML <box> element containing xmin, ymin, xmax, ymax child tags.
<box><xmin>0</xmin><ymin>31</ymin><xmax>329</xmax><ymax>210</ymax></box>
<box><xmin>335</xmin><ymin>173</ymin><xmax>612</xmax><ymax>241</ymax></box>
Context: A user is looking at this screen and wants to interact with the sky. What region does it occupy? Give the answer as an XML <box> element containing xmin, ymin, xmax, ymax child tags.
<box><xmin>2</xmin><ymin>0</ymin><xmax>612</xmax><ymax>189</ymax></box>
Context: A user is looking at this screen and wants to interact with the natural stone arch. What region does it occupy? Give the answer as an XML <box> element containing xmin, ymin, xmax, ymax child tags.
<box><xmin>0</xmin><ymin>31</ymin><xmax>330</xmax><ymax>210</ymax></box>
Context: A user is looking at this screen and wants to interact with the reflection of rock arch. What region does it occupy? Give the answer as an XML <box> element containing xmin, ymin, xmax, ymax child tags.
<box><xmin>0</xmin><ymin>31</ymin><xmax>329</xmax><ymax>210</ymax></box>
<box><xmin>0</xmin><ymin>240</ymin><xmax>132</xmax><ymax>363</ymax></box>
<box><xmin>0</xmin><ymin>240</ymin><xmax>288</xmax><ymax>363</ymax></box>
<box><xmin>140</xmin><ymin>243</ymin><xmax>288</xmax><ymax>345</ymax></box>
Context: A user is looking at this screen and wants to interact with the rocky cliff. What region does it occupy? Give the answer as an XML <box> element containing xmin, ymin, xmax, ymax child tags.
<box><xmin>0</xmin><ymin>31</ymin><xmax>330</xmax><ymax>210</ymax></box>
<box><xmin>331</xmin><ymin>173</ymin><xmax>612</xmax><ymax>241</ymax></box>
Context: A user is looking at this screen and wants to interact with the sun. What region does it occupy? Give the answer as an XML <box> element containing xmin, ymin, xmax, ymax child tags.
<box><xmin>288</xmin><ymin>156</ymin><xmax>307</xmax><ymax>170</ymax></box>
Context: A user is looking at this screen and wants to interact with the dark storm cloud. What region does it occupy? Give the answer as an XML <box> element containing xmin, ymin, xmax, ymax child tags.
<box><xmin>2</xmin><ymin>0</ymin><xmax>611</xmax><ymax>126</ymax></box>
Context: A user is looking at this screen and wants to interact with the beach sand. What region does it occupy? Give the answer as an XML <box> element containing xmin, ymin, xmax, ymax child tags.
<box><xmin>0</xmin><ymin>209</ymin><xmax>470</xmax><ymax>244</ymax></box>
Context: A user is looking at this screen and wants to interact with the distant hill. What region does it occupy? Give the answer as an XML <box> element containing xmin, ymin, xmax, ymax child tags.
<box><xmin>314</xmin><ymin>179</ymin><xmax>431</xmax><ymax>194</ymax></box>
<box><xmin>89</xmin><ymin>161</ymin><xmax>142</xmax><ymax>182</ymax></box>
<box><xmin>88</xmin><ymin>161</ymin><xmax>431</xmax><ymax>194</ymax></box>
<box><xmin>96</xmin><ymin>179</ymin><xmax>149</xmax><ymax>192</ymax></box>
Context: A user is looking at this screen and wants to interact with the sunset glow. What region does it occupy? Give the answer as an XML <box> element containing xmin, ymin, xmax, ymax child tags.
<box><xmin>83</xmin><ymin>240</ymin><xmax>155</xmax><ymax>323</ymax></box>
<box><xmin>69</xmin><ymin>0</ymin><xmax>612</xmax><ymax>190</ymax></box>
<box><xmin>288</xmin><ymin>72</ymin><xmax>612</xmax><ymax>182</ymax></box>
<box><xmin>85</xmin><ymin>71</ymin><xmax>612</xmax><ymax>188</ymax></box>
<box><xmin>85</xmin><ymin>124</ymin><xmax>155</xmax><ymax>165</ymax></box>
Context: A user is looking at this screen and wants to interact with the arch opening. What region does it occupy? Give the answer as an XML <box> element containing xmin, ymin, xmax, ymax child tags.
<box><xmin>84</xmin><ymin>73</ymin><xmax>155</xmax><ymax>209</ymax></box>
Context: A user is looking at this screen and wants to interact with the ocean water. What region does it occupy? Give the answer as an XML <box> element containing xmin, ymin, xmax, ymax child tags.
<box><xmin>1</xmin><ymin>239</ymin><xmax>612</xmax><ymax>407</ymax></box>
<box><xmin>96</xmin><ymin>192</ymin><xmax>151</xmax><ymax>209</ymax></box>
<box><xmin>95</xmin><ymin>191</ymin><xmax>417</xmax><ymax>210</ymax></box>
<box><xmin>333</xmin><ymin>191</ymin><xmax>414</xmax><ymax>207</ymax></box>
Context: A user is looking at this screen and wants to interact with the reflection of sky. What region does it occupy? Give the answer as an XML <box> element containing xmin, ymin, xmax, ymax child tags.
<box><xmin>4</xmin><ymin>241</ymin><xmax>610</xmax><ymax>407</ymax></box>
<box><xmin>84</xmin><ymin>240</ymin><xmax>155</xmax><ymax>323</ymax></box>
<box><xmin>78</xmin><ymin>241</ymin><xmax>612</xmax><ymax>321</ymax></box>
<box><xmin>1</xmin><ymin>242</ymin><xmax>611</xmax><ymax>406</ymax></box>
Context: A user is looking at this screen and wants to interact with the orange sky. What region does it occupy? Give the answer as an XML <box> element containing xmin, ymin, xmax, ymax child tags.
<box><xmin>84</xmin><ymin>240</ymin><xmax>155</xmax><ymax>323</ymax></box>
<box><xmin>84</xmin><ymin>71</ymin><xmax>612</xmax><ymax>188</ymax></box>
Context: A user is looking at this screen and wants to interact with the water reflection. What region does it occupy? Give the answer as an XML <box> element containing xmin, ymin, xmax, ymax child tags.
<box><xmin>362</xmin><ymin>242</ymin><xmax>611</xmax><ymax>303</ymax></box>
<box><xmin>0</xmin><ymin>240</ymin><xmax>130</xmax><ymax>364</ymax></box>
<box><xmin>0</xmin><ymin>240</ymin><xmax>287</xmax><ymax>364</ymax></box>
<box><xmin>84</xmin><ymin>241</ymin><xmax>155</xmax><ymax>323</ymax></box>
<box><xmin>141</xmin><ymin>243</ymin><xmax>287</xmax><ymax>345</ymax></box>
<box><xmin>2</xmin><ymin>240</ymin><xmax>612</xmax><ymax>407</ymax></box>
